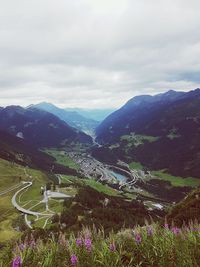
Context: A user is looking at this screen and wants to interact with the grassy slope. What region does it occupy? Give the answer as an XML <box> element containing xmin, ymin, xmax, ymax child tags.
<box><xmin>152</xmin><ymin>170</ymin><xmax>200</xmax><ymax>187</ymax></box>
<box><xmin>121</xmin><ymin>134</ymin><xmax>158</xmax><ymax>145</ymax></box>
<box><xmin>129</xmin><ymin>161</ymin><xmax>200</xmax><ymax>188</ymax></box>
<box><xmin>0</xmin><ymin>158</ymin><xmax>49</xmax><ymax>241</ymax></box>
<box><xmin>129</xmin><ymin>161</ymin><xmax>144</xmax><ymax>170</ymax></box>
<box><xmin>0</xmin><ymin>159</ymin><xmax>28</xmax><ymax>241</ymax></box>
<box><xmin>167</xmin><ymin>187</ymin><xmax>200</xmax><ymax>225</ymax></box>
<box><xmin>83</xmin><ymin>179</ymin><xmax>120</xmax><ymax>197</ymax></box>
<box><xmin>60</xmin><ymin>174</ymin><xmax>120</xmax><ymax>197</ymax></box>
<box><xmin>44</xmin><ymin>149</ymin><xmax>80</xmax><ymax>170</ymax></box>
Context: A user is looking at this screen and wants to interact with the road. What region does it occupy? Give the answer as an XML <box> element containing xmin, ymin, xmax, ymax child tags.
<box><xmin>11</xmin><ymin>181</ymin><xmax>52</xmax><ymax>217</ymax></box>
<box><xmin>56</xmin><ymin>174</ymin><xmax>62</xmax><ymax>185</ymax></box>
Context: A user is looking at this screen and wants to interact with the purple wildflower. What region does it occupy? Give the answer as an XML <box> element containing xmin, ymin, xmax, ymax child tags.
<box><xmin>135</xmin><ymin>233</ymin><xmax>142</xmax><ymax>244</ymax></box>
<box><xmin>109</xmin><ymin>242</ymin><xmax>116</xmax><ymax>252</ymax></box>
<box><xmin>12</xmin><ymin>256</ymin><xmax>22</xmax><ymax>267</ymax></box>
<box><xmin>70</xmin><ymin>254</ymin><xmax>78</xmax><ymax>266</ymax></box>
<box><xmin>76</xmin><ymin>238</ymin><xmax>83</xmax><ymax>247</ymax></box>
<box><xmin>147</xmin><ymin>227</ymin><xmax>153</xmax><ymax>236</ymax></box>
<box><xmin>85</xmin><ymin>238</ymin><xmax>92</xmax><ymax>252</ymax></box>
<box><xmin>171</xmin><ymin>227</ymin><xmax>180</xmax><ymax>235</ymax></box>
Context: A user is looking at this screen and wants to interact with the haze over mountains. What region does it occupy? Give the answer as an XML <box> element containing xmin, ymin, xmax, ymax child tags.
<box><xmin>65</xmin><ymin>108</ymin><xmax>115</xmax><ymax>122</ymax></box>
<box><xmin>31</xmin><ymin>102</ymin><xmax>99</xmax><ymax>135</ymax></box>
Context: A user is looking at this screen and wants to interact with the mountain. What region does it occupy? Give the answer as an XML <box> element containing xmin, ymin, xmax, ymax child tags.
<box><xmin>0</xmin><ymin>129</ymin><xmax>79</xmax><ymax>175</ymax></box>
<box><xmin>0</xmin><ymin>106</ymin><xmax>92</xmax><ymax>147</ymax></box>
<box><xmin>95</xmin><ymin>89</ymin><xmax>200</xmax><ymax>177</ymax></box>
<box><xmin>96</xmin><ymin>90</ymin><xmax>187</xmax><ymax>143</ymax></box>
<box><xmin>65</xmin><ymin>108</ymin><xmax>115</xmax><ymax>122</ymax></box>
<box><xmin>31</xmin><ymin>102</ymin><xmax>99</xmax><ymax>134</ymax></box>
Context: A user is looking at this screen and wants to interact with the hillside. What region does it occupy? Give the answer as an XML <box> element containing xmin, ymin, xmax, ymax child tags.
<box><xmin>0</xmin><ymin>130</ymin><xmax>79</xmax><ymax>175</ymax></box>
<box><xmin>0</xmin><ymin>106</ymin><xmax>92</xmax><ymax>147</ymax></box>
<box><xmin>167</xmin><ymin>187</ymin><xmax>200</xmax><ymax>226</ymax></box>
<box><xmin>95</xmin><ymin>89</ymin><xmax>200</xmax><ymax>177</ymax></box>
<box><xmin>31</xmin><ymin>102</ymin><xmax>99</xmax><ymax>134</ymax></box>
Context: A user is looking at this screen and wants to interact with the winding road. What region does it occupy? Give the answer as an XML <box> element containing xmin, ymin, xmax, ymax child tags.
<box><xmin>11</xmin><ymin>181</ymin><xmax>53</xmax><ymax>217</ymax></box>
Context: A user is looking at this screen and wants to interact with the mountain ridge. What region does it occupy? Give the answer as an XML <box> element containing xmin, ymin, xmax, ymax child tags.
<box><xmin>0</xmin><ymin>105</ymin><xmax>92</xmax><ymax>147</ymax></box>
<box><xmin>95</xmin><ymin>88</ymin><xmax>200</xmax><ymax>178</ymax></box>
<box><xmin>30</xmin><ymin>102</ymin><xmax>99</xmax><ymax>134</ymax></box>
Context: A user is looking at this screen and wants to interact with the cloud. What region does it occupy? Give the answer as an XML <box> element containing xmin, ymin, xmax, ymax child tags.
<box><xmin>0</xmin><ymin>0</ymin><xmax>200</xmax><ymax>108</ymax></box>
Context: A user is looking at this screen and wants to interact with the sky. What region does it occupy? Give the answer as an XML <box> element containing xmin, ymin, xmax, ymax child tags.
<box><xmin>0</xmin><ymin>0</ymin><xmax>200</xmax><ymax>109</ymax></box>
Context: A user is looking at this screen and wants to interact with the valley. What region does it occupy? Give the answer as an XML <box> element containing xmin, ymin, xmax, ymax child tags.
<box><xmin>1</xmin><ymin>1</ymin><xmax>200</xmax><ymax>264</ymax></box>
<box><xmin>0</xmin><ymin>147</ymin><xmax>161</xmax><ymax>240</ymax></box>
<box><xmin>0</xmin><ymin>89</ymin><xmax>200</xmax><ymax>248</ymax></box>
<box><xmin>1</xmin><ymin>144</ymin><xmax>194</xmax><ymax>240</ymax></box>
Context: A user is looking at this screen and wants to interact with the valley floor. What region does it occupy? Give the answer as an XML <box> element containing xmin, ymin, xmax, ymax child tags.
<box><xmin>0</xmin><ymin>147</ymin><xmax>199</xmax><ymax>242</ymax></box>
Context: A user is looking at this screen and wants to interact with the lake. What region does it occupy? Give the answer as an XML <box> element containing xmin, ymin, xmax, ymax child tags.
<box><xmin>110</xmin><ymin>171</ymin><xmax>126</xmax><ymax>182</ymax></box>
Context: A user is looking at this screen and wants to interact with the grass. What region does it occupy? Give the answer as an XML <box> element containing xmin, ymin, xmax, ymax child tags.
<box><xmin>129</xmin><ymin>161</ymin><xmax>144</xmax><ymax>170</ymax></box>
<box><xmin>0</xmin><ymin>158</ymin><xmax>54</xmax><ymax>239</ymax></box>
<box><xmin>0</xmin><ymin>159</ymin><xmax>27</xmax><ymax>190</ymax></box>
<box><xmin>0</xmin><ymin>192</ymin><xmax>20</xmax><ymax>242</ymax></box>
<box><xmin>0</xmin><ymin>159</ymin><xmax>30</xmax><ymax>241</ymax></box>
<box><xmin>60</xmin><ymin>175</ymin><xmax>120</xmax><ymax>197</ymax></box>
<box><xmin>1</xmin><ymin>223</ymin><xmax>200</xmax><ymax>267</ymax></box>
<box><xmin>152</xmin><ymin>170</ymin><xmax>200</xmax><ymax>187</ymax></box>
<box><xmin>121</xmin><ymin>134</ymin><xmax>158</xmax><ymax>147</ymax></box>
<box><xmin>82</xmin><ymin>179</ymin><xmax>120</xmax><ymax>197</ymax></box>
<box><xmin>60</xmin><ymin>175</ymin><xmax>79</xmax><ymax>183</ymax></box>
<box><xmin>48</xmin><ymin>199</ymin><xmax>64</xmax><ymax>213</ymax></box>
<box><xmin>128</xmin><ymin>162</ymin><xmax>200</xmax><ymax>188</ymax></box>
<box><xmin>18</xmin><ymin>169</ymin><xmax>48</xmax><ymax>203</ymax></box>
<box><xmin>44</xmin><ymin>149</ymin><xmax>80</xmax><ymax>170</ymax></box>
<box><xmin>33</xmin><ymin>217</ymin><xmax>50</xmax><ymax>228</ymax></box>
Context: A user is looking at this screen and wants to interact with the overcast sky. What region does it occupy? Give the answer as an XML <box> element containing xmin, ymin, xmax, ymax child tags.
<box><xmin>0</xmin><ymin>0</ymin><xmax>200</xmax><ymax>109</ymax></box>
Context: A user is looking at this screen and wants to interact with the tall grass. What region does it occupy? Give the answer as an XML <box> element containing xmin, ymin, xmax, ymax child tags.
<box><xmin>1</xmin><ymin>222</ymin><xmax>200</xmax><ymax>267</ymax></box>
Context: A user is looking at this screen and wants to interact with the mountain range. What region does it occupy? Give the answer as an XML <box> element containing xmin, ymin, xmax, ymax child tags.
<box><xmin>0</xmin><ymin>105</ymin><xmax>92</xmax><ymax>147</ymax></box>
<box><xmin>95</xmin><ymin>89</ymin><xmax>200</xmax><ymax>177</ymax></box>
<box><xmin>31</xmin><ymin>102</ymin><xmax>99</xmax><ymax>134</ymax></box>
<box><xmin>0</xmin><ymin>88</ymin><xmax>200</xmax><ymax>178</ymax></box>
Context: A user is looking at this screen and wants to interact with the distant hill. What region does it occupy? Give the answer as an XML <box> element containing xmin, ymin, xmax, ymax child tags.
<box><xmin>0</xmin><ymin>106</ymin><xmax>92</xmax><ymax>147</ymax></box>
<box><xmin>65</xmin><ymin>108</ymin><xmax>115</xmax><ymax>122</ymax></box>
<box><xmin>95</xmin><ymin>89</ymin><xmax>200</xmax><ymax>178</ymax></box>
<box><xmin>31</xmin><ymin>102</ymin><xmax>99</xmax><ymax>134</ymax></box>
